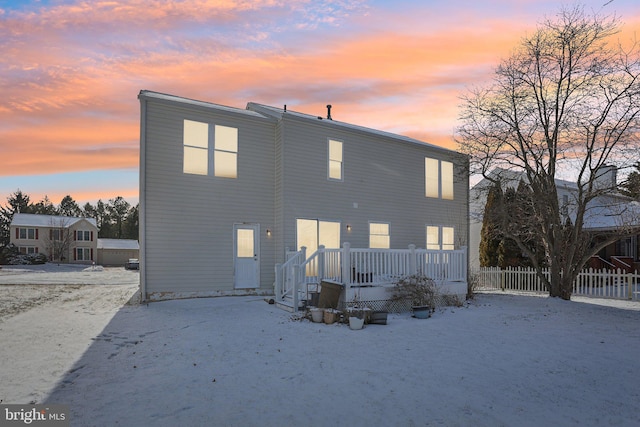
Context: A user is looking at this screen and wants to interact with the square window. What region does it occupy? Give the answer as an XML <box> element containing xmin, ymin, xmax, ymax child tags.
<box><xmin>369</xmin><ymin>223</ymin><xmax>390</xmax><ymax>249</ymax></box>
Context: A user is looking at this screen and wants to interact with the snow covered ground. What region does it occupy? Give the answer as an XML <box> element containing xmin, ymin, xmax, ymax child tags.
<box><xmin>1</xmin><ymin>264</ymin><xmax>639</xmax><ymax>426</ymax></box>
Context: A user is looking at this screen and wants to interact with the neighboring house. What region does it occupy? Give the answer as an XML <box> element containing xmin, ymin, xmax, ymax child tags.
<box><xmin>97</xmin><ymin>238</ymin><xmax>139</xmax><ymax>266</ymax></box>
<box><xmin>469</xmin><ymin>167</ymin><xmax>640</xmax><ymax>271</ymax></box>
<box><xmin>9</xmin><ymin>213</ymin><xmax>98</xmax><ymax>264</ymax></box>
<box><xmin>138</xmin><ymin>90</ymin><xmax>469</xmax><ymax>302</ymax></box>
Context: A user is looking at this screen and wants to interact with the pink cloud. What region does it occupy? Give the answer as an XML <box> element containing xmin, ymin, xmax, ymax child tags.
<box><xmin>2</xmin><ymin>0</ymin><xmax>638</xmax><ymax>184</ymax></box>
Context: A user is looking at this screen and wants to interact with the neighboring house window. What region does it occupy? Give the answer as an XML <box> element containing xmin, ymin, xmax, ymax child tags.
<box><xmin>328</xmin><ymin>139</ymin><xmax>343</xmax><ymax>181</ymax></box>
<box><xmin>76</xmin><ymin>230</ymin><xmax>92</xmax><ymax>241</ymax></box>
<box><xmin>76</xmin><ymin>248</ymin><xmax>92</xmax><ymax>261</ymax></box>
<box><xmin>214</xmin><ymin>125</ymin><xmax>238</xmax><ymax>179</ymax></box>
<box><xmin>183</xmin><ymin>120</ymin><xmax>239</xmax><ymax>178</ymax></box>
<box><xmin>19</xmin><ymin>247</ymin><xmax>37</xmax><ymax>254</ymax></box>
<box><xmin>425</xmin><ymin>157</ymin><xmax>454</xmax><ymax>200</ymax></box>
<box><xmin>51</xmin><ymin>229</ymin><xmax>63</xmax><ymax>241</ymax></box>
<box><xmin>17</xmin><ymin>228</ymin><xmax>37</xmax><ymax>240</ymax></box>
<box><xmin>369</xmin><ymin>222</ymin><xmax>390</xmax><ymax>249</ymax></box>
<box><xmin>426</xmin><ymin>226</ymin><xmax>455</xmax><ymax>250</ymax></box>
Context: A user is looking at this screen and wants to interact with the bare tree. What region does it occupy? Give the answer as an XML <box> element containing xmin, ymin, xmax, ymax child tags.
<box><xmin>457</xmin><ymin>5</ymin><xmax>640</xmax><ymax>299</ymax></box>
<box><xmin>43</xmin><ymin>218</ymin><xmax>73</xmax><ymax>262</ymax></box>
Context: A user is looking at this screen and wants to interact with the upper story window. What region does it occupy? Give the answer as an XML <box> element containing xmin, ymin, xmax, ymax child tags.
<box><xmin>214</xmin><ymin>125</ymin><xmax>238</xmax><ymax>179</ymax></box>
<box><xmin>17</xmin><ymin>228</ymin><xmax>37</xmax><ymax>240</ymax></box>
<box><xmin>51</xmin><ymin>229</ymin><xmax>63</xmax><ymax>241</ymax></box>
<box><xmin>76</xmin><ymin>230</ymin><xmax>92</xmax><ymax>241</ymax></box>
<box><xmin>425</xmin><ymin>157</ymin><xmax>454</xmax><ymax>200</ymax></box>
<box><xmin>426</xmin><ymin>225</ymin><xmax>455</xmax><ymax>250</ymax></box>
<box><xmin>183</xmin><ymin>119</ymin><xmax>209</xmax><ymax>175</ymax></box>
<box><xmin>183</xmin><ymin>119</ymin><xmax>238</xmax><ymax>178</ymax></box>
<box><xmin>369</xmin><ymin>222</ymin><xmax>390</xmax><ymax>249</ymax></box>
<box><xmin>328</xmin><ymin>139</ymin><xmax>343</xmax><ymax>181</ymax></box>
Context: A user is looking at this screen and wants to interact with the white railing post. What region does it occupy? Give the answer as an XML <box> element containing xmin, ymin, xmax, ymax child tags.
<box><xmin>462</xmin><ymin>246</ymin><xmax>468</xmax><ymax>283</ymax></box>
<box><xmin>408</xmin><ymin>244</ymin><xmax>417</xmax><ymax>275</ymax></box>
<box><xmin>342</xmin><ymin>242</ymin><xmax>351</xmax><ymax>295</ymax></box>
<box><xmin>292</xmin><ymin>264</ymin><xmax>300</xmax><ymax>312</ymax></box>
<box><xmin>317</xmin><ymin>245</ymin><xmax>325</xmax><ymax>283</ymax></box>
<box><xmin>275</xmin><ymin>263</ymin><xmax>282</xmax><ymax>301</ymax></box>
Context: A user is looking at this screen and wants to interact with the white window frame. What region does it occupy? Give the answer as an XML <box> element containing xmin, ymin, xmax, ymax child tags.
<box><xmin>214</xmin><ymin>124</ymin><xmax>238</xmax><ymax>179</ymax></box>
<box><xmin>183</xmin><ymin>119</ymin><xmax>210</xmax><ymax>175</ymax></box>
<box><xmin>426</xmin><ymin>225</ymin><xmax>455</xmax><ymax>250</ymax></box>
<box><xmin>183</xmin><ymin>119</ymin><xmax>239</xmax><ymax>179</ymax></box>
<box><xmin>328</xmin><ymin>139</ymin><xmax>343</xmax><ymax>181</ymax></box>
<box><xmin>76</xmin><ymin>230</ymin><xmax>91</xmax><ymax>241</ymax></box>
<box><xmin>425</xmin><ymin>157</ymin><xmax>454</xmax><ymax>200</ymax></box>
<box><xmin>76</xmin><ymin>247</ymin><xmax>91</xmax><ymax>261</ymax></box>
<box><xmin>369</xmin><ymin>222</ymin><xmax>390</xmax><ymax>249</ymax></box>
<box><xmin>18</xmin><ymin>228</ymin><xmax>36</xmax><ymax>240</ymax></box>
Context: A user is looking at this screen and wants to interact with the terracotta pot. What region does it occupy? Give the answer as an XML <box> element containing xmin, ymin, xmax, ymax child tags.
<box><xmin>324</xmin><ymin>309</ymin><xmax>338</xmax><ymax>324</ymax></box>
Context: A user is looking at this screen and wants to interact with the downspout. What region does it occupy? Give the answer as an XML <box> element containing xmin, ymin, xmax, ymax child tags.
<box><xmin>138</xmin><ymin>92</ymin><xmax>147</xmax><ymax>302</ymax></box>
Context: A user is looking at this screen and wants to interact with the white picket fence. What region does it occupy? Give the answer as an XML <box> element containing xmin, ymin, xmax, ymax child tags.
<box><xmin>474</xmin><ymin>266</ymin><xmax>640</xmax><ymax>301</ymax></box>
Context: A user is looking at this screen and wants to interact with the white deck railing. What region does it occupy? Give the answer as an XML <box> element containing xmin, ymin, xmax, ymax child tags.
<box><xmin>275</xmin><ymin>243</ymin><xmax>468</xmax><ymax>311</ymax></box>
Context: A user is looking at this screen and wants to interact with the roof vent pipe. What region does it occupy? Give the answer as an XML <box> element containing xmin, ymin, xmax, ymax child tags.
<box><xmin>327</xmin><ymin>105</ymin><xmax>332</xmax><ymax>120</ymax></box>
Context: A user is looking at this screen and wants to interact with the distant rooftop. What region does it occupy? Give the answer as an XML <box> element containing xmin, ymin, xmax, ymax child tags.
<box><xmin>10</xmin><ymin>213</ymin><xmax>97</xmax><ymax>228</ymax></box>
<box><xmin>97</xmin><ymin>238</ymin><xmax>139</xmax><ymax>250</ymax></box>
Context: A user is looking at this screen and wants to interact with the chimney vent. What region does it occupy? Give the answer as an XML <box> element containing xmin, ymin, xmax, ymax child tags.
<box><xmin>326</xmin><ymin>105</ymin><xmax>332</xmax><ymax>120</ymax></box>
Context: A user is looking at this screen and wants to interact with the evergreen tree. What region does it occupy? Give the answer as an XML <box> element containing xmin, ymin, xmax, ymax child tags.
<box><xmin>106</xmin><ymin>196</ymin><xmax>130</xmax><ymax>239</ymax></box>
<box><xmin>94</xmin><ymin>200</ymin><xmax>113</xmax><ymax>238</ymax></box>
<box><xmin>58</xmin><ymin>195</ymin><xmax>82</xmax><ymax>217</ymax></box>
<box><xmin>620</xmin><ymin>162</ymin><xmax>640</xmax><ymax>200</ymax></box>
<box><xmin>123</xmin><ymin>204</ymin><xmax>139</xmax><ymax>240</ymax></box>
<box><xmin>32</xmin><ymin>196</ymin><xmax>58</xmax><ymax>215</ymax></box>
<box><xmin>479</xmin><ymin>183</ymin><xmax>501</xmax><ymax>267</ymax></box>
<box><xmin>0</xmin><ymin>190</ymin><xmax>34</xmax><ymax>246</ymax></box>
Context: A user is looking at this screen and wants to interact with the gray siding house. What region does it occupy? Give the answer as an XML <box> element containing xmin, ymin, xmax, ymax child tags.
<box><xmin>139</xmin><ymin>91</ymin><xmax>469</xmax><ymax>301</ymax></box>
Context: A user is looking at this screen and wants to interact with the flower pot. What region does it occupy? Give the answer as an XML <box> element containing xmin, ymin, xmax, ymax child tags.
<box><xmin>347</xmin><ymin>307</ymin><xmax>372</xmax><ymax>323</ymax></box>
<box><xmin>348</xmin><ymin>316</ymin><xmax>365</xmax><ymax>330</ymax></box>
<box><xmin>370</xmin><ymin>310</ymin><xmax>388</xmax><ymax>325</ymax></box>
<box><xmin>412</xmin><ymin>306</ymin><xmax>431</xmax><ymax>319</ymax></box>
<box><xmin>310</xmin><ymin>307</ymin><xmax>324</xmax><ymax>323</ymax></box>
<box><xmin>324</xmin><ymin>309</ymin><xmax>338</xmax><ymax>324</ymax></box>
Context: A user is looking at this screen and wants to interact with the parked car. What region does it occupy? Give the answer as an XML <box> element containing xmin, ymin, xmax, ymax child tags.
<box><xmin>125</xmin><ymin>259</ymin><xmax>139</xmax><ymax>270</ymax></box>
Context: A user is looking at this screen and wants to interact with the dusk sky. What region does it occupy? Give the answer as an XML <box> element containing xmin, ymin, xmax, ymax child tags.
<box><xmin>1</xmin><ymin>0</ymin><xmax>639</xmax><ymax>206</ymax></box>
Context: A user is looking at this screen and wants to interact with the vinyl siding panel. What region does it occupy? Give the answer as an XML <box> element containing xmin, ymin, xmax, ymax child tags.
<box><xmin>141</xmin><ymin>96</ymin><xmax>276</xmax><ymax>297</ymax></box>
<box><xmin>279</xmin><ymin>117</ymin><xmax>468</xmax><ymax>251</ymax></box>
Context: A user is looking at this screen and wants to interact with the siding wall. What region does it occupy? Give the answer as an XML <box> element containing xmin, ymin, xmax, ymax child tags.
<box><xmin>141</xmin><ymin>96</ymin><xmax>276</xmax><ymax>298</ymax></box>
<box><xmin>279</xmin><ymin>117</ymin><xmax>469</xmax><ymax>252</ymax></box>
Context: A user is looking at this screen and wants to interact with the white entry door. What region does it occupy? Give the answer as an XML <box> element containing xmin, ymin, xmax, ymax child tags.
<box><xmin>234</xmin><ymin>224</ymin><xmax>260</xmax><ymax>289</ymax></box>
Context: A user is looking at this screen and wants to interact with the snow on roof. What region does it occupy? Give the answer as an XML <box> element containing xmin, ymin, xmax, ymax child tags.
<box><xmin>97</xmin><ymin>238</ymin><xmax>139</xmax><ymax>250</ymax></box>
<box><xmin>582</xmin><ymin>199</ymin><xmax>640</xmax><ymax>230</ymax></box>
<box><xmin>245</xmin><ymin>102</ymin><xmax>458</xmax><ymax>155</ymax></box>
<box><xmin>10</xmin><ymin>213</ymin><xmax>97</xmax><ymax>228</ymax></box>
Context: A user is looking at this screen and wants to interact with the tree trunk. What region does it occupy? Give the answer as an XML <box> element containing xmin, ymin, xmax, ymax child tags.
<box><xmin>548</xmin><ymin>262</ymin><xmax>562</xmax><ymax>298</ymax></box>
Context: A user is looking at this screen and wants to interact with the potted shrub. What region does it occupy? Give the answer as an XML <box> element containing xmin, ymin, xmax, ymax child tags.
<box><xmin>392</xmin><ymin>274</ymin><xmax>438</xmax><ymax>319</ymax></box>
